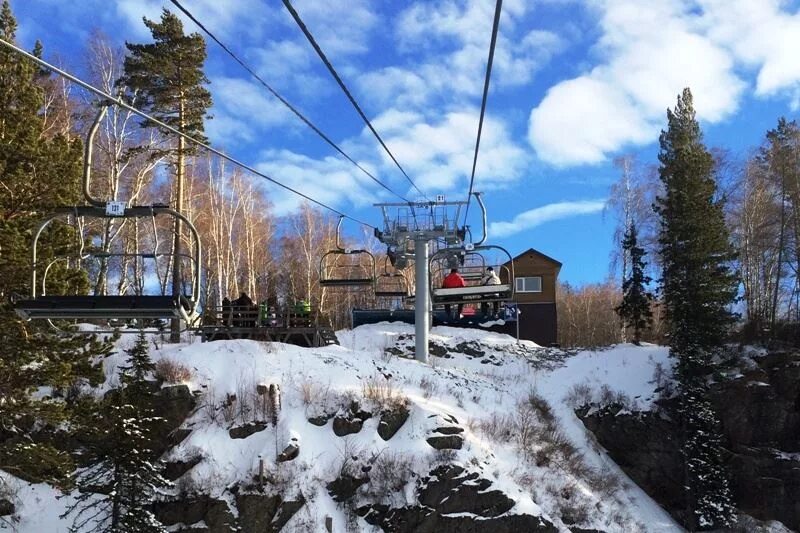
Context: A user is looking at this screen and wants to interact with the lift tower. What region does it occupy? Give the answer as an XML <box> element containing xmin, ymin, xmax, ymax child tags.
<box><xmin>374</xmin><ymin>198</ymin><xmax>467</xmax><ymax>363</ymax></box>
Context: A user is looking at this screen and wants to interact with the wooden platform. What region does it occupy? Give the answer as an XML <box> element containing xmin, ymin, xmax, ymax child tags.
<box><xmin>197</xmin><ymin>325</ymin><xmax>339</xmax><ymax>347</ymax></box>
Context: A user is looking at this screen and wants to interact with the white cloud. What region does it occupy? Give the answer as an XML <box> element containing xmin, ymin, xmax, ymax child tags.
<box><xmin>254</xmin><ymin>149</ymin><xmax>383</xmax><ymax>216</ymax></box>
<box><xmin>701</xmin><ymin>0</ymin><xmax>800</xmax><ymax>108</ymax></box>
<box><xmin>528</xmin><ymin>0</ymin><xmax>745</xmax><ymax>166</ymax></box>
<box><xmin>367</xmin><ymin>110</ymin><xmax>529</xmax><ymax>194</ymax></box>
<box><xmin>362</xmin><ymin>1</ymin><xmax>563</xmax><ymax>111</ymax></box>
<box><xmin>489</xmin><ymin>199</ymin><xmax>606</xmax><ymax>238</ymax></box>
<box><xmin>205</xmin><ymin>77</ymin><xmax>297</xmax><ymax>144</ymax></box>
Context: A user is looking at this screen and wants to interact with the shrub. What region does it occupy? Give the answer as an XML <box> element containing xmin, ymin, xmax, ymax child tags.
<box><xmin>564</xmin><ymin>382</ymin><xmax>593</xmax><ymax>408</ymax></box>
<box><xmin>365</xmin><ymin>451</ymin><xmax>413</xmax><ymax>498</ymax></box>
<box><xmin>362</xmin><ymin>375</ymin><xmax>407</xmax><ymax>412</ymax></box>
<box><xmin>154</xmin><ymin>358</ymin><xmax>193</xmax><ymax>383</ymax></box>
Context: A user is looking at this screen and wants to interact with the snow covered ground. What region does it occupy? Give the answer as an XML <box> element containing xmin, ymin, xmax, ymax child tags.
<box><xmin>2</xmin><ymin>323</ymin><xmax>684</xmax><ymax>532</ymax></box>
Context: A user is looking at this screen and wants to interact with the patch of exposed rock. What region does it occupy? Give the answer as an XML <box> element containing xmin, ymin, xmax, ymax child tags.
<box><xmin>577</xmin><ymin>350</ymin><xmax>800</xmax><ymax>530</ymax></box>
<box><xmin>356</xmin><ymin>464</ymin><xmax>557</xmax><ymax>533</ymax></box>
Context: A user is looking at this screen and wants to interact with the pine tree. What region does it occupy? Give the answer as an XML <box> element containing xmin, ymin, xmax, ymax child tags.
<box><xmin>122</xmin><ymin>9</ymin><xmax>212</xmax><ymax>342</ymax></box>
<box><xmin>654</xmin><ymin>88</ymin><xmax>738</xmax><ymax>530</ymax></box>
<box><xmin>0</xmin><ymin>0</ymin><xmax>110</xmax><ymax>485</ymax></box>
<box><xmin>615</xmin><ymin>223</ymin><xmax>653</xmax><ymax>345</ymax></box>
<box><xmin>65</xmin><ymin>332</ymin><xmax>170</xmax><ymax>532</ymax></box>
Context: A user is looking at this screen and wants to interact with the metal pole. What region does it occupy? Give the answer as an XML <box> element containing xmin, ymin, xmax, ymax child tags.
<box><xmin>414</xmin><ymin>237</ymin><xmax>429</xmax><ymax>363</ymax></box>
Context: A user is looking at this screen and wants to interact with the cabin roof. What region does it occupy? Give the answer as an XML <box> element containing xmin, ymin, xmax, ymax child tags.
<box><xmin>503</xmin><ymin>248</ymin><xmax>562</xmax><ymax>269</ymax></box>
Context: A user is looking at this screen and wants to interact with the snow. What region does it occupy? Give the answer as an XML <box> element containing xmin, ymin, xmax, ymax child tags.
<box><xmin>3</xmin><ymin>323</ymin><xmax>685</xmax><ymax>532</ymax></box>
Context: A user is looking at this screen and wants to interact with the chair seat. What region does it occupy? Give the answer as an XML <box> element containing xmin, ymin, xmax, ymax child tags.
<box><xmin>431</xmin><ymin>284</ymin><xmax>512</xmax><ymax>303</ymax></box>
<box><xmin>320</xmin><ymin>278</ymin><xmax>374</xmax><ymax>287</ymax></box>
<box><xmin>15</xmin><ymin>295</ymin><xmax>187</xmax><ymax>320</ymax></box>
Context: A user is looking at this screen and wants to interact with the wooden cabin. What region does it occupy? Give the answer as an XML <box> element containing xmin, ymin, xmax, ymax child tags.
<box><xmin>500</xmin><ymin>248</ymin><xmax>561</xmax><ymax>346</ymax></box>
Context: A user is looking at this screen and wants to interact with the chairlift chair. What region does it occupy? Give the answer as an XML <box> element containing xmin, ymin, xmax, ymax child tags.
<box><xmin>374</xmin><ymin>257</ymin><xmax>409</xmax><ymax>298</ymax></box>
<box><xmin>14</xmin><ymin>205</ymin><xmax>202</xmax><ymax>326</ymax></box>
<box><xmin>318</xmin><ymin>216</ymin><xmax>376</xmax><ymax>288</ymax></box>
<box><xmin>13</xmin><ymin>102</ymin><xmax>202</xmax><ymax>329</ymax></box>
<box><xmin>429</xmin><ymin>244</ymin><xmax>514</xmax><ymax>306</ymax></box>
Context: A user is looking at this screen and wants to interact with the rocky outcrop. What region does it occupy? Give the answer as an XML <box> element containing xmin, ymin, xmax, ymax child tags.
<box><xmin>578</xmin><ymin>350</ymin><xmax>800</xmax><ymax>530</ymax></box>
<box><xmin>236</xmin><ymin>492</ymin><xmax>305</xmax><ymax>532</ymax></box>
<box><xmin>154</xmin><ymin>496</ymin><xmax>236</xmax><ymax>532</ymax></box>
<box><xmin>154</xmin><ymin>491</ymin><xmax>305</xmax><ymax>532</ymax></box>
<box><xmin>356</xmin><ymin>464</ymin><xmax>557</xmax><ymax>533</ymax></box>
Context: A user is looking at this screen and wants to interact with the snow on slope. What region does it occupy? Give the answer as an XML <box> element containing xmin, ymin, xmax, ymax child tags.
<box><xmin>2</xmin><ymin>323</ymin><xmax>682</xmax><ymax>532</ymax></box>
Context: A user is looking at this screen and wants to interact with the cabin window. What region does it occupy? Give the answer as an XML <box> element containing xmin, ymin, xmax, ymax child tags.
<box><xmin>515</xmin><ymin>276</ymin><xmax>542</xmax><ymax>293</ymax></box>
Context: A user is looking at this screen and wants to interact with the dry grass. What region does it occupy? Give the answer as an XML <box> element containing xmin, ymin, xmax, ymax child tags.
<box><xmin>362</xmin><ymin>374</ymin><xmax>408</xmax><ymax>412</ymax></box>
<box><xmin>154</xmin><ymin>358</ymin><xmax>194</xmax><ymax>383</ymax></box>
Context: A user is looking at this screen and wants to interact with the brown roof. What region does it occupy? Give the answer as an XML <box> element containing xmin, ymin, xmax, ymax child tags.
<box><xmin>504</xmin><ymin>248</ymin><xmax>562</xmax><ymax>268</ymax></box>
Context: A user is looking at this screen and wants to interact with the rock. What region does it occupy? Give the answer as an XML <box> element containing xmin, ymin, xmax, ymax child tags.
<box><xmin>164</xmin><ymin>454</ymin><xmax>203</xmax><ymax>480</ymax></box>
<box><xmin>333</xmin><ymin>416</ymin><xmax>364</xmax><ymax>436</ymax></box>
<box><xmin>169</xmin><ymin>428</ymin><xmax>193</xmax><ymax>447</ymax></box>
<box><xmin>453</xmin><ymin>341</ymin><xmax>485</xmax><ymax>358</ymax></box>
<box><xmin>232</xmin><ymin>494</ymin><xmax>278</xmax><ymax>531</ymax></box>
<box><xmin>332</xmin><ymin>402</ymin><xmax>372</xmax><ymax>437</ymax></box>
<box><xmin>256</xmin><ymin>383</ymin><xmax>268</xmax><ymax>395</ymax></box>
<box><xmin>0</xmin><ymin>498</ymin><xmax>14</xmax><ymax>516</ymax></box>
<box><xmin>429</xmin><ymin>342</ymin><xmax>448</xmax><ymax>357</ymax></box>
<box><xmin>327</xmin><ymin>474</ymin><xmax>369</xmax><ymax>502</ymax></box>
<box><xmin>357</xmin><ymin>464</ymin><xmax>558</xmax><ymax>533</ymax></box>
<box><xmin>158</xmin><ymin>385</ymin><xmax>196</xmax><ymax>430</ymax></box>
<box><xmin>273</xmin><ymin>497</ymin><xmax>306</xmax><ymax>531</ymax></box>
<box><xmin>426</xmin><ymin>435</ymin><xmax>463</xmax><ymax>450</ymax></box>
<box><xmin>418</xmin><ymin>465</ymin><xmax>513</xmax><ymax>517</ymax></box>
<box><xmin>229</xmin><ymin>422</ymin><xmax>268</xmax><ymax>439</ymax></box>
<box><xmin>433</xmin><ymin>426</ymin><xmax>464</xmax><ymax>435</ymax></box>
<box><xmin>378</xmin><ymin>404</ymin><xmax>410</xmax><ymax>441</ymax></box>
<box><xmin>278</xmin><ymin>442</ymin><xmax>300</xmax><ymax>462</ymax></box>
<box><xmin>577</xmin><ymin>350</ymin><xmax>800</xmax><ymax>530</ymax></box>
<box><xmin>308</xmin><ymin>414</ymin><xmax>332</xmax><ymax>426</ymax></box>
<box><xmin>204</xmin><ymin>499</ymin><xmax>237</xmax><ymax>533</ymax></box>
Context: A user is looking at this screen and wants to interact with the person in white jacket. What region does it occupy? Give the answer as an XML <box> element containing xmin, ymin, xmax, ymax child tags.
<box><xmin>480</xmin><ymin>267</ymin><xmax>501</xmax><ymax>317</ymax></box>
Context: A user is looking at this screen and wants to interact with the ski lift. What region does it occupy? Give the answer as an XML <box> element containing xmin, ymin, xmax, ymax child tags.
<box><xmin>374</xmin><ymin>256</ymin><xmax>409</xmax><ymax>298</ymax></box>
<box><xmin>428</xmin><ymin>192</ymin><xmax>514</xmax><ymax>307</ymax></box>
<box><xmin>319</xmin><ymin>216</ymin><xmax>376</xmax><ymax>288</ymax></box>
<box><xmin>429</xmin><ymin>244</ymin><xmax>514</xmax><ymax>306</ymax></box>
<box><xmin>13</xmin><ymin>103</ymin><xmax>202</xmax><ymax>327</ymax></box>
<box><xmin>14</xmin><ymin>205</ymin><xmax>201</xmax><ymax>326</ymax></box>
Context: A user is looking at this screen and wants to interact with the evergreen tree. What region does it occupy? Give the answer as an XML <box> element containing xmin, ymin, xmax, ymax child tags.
<box><xmin>65</xmin><ymin>332</ymin><xmax>169</xmax><ymax>532</ymax></box>
<box><xmin>121</xmin><ymin>9</ymin><xmax>212</xmax><ymax>342</ymax></box>
<box><xmin>615</xmin><ymin>222</ymin><xmax>653</xmax><ymax>345</ymax></box>
<box><xmin>654</xmin><ymin>88</ymin><xmax>738</xmax><ymax>529</ymax></box>
<box><xmin>0</xmin><ymin>0</ymin><xmax>110</xmax><ymax>485</ymax></box>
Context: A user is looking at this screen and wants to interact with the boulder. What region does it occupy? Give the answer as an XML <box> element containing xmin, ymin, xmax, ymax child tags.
<box><xmin>327</xmin><ymin>474</ymin><xmax>369</xmax><ymax>502</ymax></box>
<box><xmin>229</xmin><ymin>422</ymin><xmax>268</xmax><ymax>440</ymax></box>
<box><xmin>378</xmin><ymin>404</ymin><xmax>410</xmax><ymax>441</ymax></box>
<box><xmin>278</xmin><ymin>442</ymin><xmax>300</xmax><ymax>463</ymax></box>
<box><xmin>0</xmin><ymin>498</ymin><xmax>14</xmax><ymax>516</ymax></box>
<box><xmin>426</xmin><ymin>435</ymin><xmax>463</xmax><ymax>450</ymax></box>
<box><xmin>236</xmin><ymin>493</ymin><xmax>305</xmax><ymax>532</ymax></box>
<box><xmin>164</xmin><ymin>454</ymin><xmax>203</xmax><ymax>480</ymax></box>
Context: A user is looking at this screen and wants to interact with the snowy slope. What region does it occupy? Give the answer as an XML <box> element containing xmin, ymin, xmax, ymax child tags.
<box><xmin>2</xmin><ymin>323</ymin><xmax>683</xmax><ymax>532</ymax></box>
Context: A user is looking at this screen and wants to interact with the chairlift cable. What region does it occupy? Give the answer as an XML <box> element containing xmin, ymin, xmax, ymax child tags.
<box><xmin>282</xmin><ymin>0</ymin><xmax>430</xmax><ymax>202</ymax></box>
<box><xmin>168</xmin><ymin>0</ymin><xmax>412</xmax><ymax>205</ymax></box>
<box><xmin>462</xmin><ymin>0</ymin><xmax>503</xmax><ymax>226</ymax></box>
<box><xmin>0</xmin><ymin>38</ymin><xmax>377</xmax><ymax>230</ymax></box>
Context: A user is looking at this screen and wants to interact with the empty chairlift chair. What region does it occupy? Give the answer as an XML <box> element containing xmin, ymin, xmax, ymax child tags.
<box><xmin>13</xmin><ymin>102</ymin><xmax>202</xmax><ymax>328</ymax></box>
<box><xmin>374</xmin><ymin>256</ymin><xmax>409</xmax><ymax>298</ymax></box>
<box><xmin>318</xmin><ymin>216</ymin><xmax>376</xmax><ymax>289</ymax></box>
<box><xmin>14</xmin><ymin>205</ymin><xmax>202</xmax><ymax>327</ymax></box>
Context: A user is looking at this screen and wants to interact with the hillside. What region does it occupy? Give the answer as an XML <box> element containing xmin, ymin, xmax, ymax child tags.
<box><xmin>1</xmin><ymin>324</ymin><xmax>683</xmax><ymax>532</ymax></box>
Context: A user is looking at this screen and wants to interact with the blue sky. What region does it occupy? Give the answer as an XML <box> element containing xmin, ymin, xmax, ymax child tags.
<box><xmin>12</xmin><ymin>0</ymin><xmax>800</xmax><ymax>284</ymax></box>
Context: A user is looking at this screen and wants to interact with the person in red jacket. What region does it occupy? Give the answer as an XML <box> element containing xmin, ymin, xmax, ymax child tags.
<box><xmin>442</xmin><ymin>268</ymin><xmax>465</xmax><ymax>319</ymax></box>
